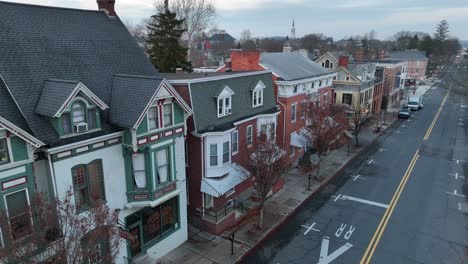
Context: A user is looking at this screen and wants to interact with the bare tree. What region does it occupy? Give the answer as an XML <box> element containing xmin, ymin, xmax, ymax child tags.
<box><xmin>245</xmin><ymin>132</ymin><xmax>286</xmax><ymax>230</ymax></box>
<box><xmin>303</xmin><ymin>97</ymin><xmax>348</xmax><ymax>179</ymax></box>
<box><xmin>0</xmin><ymin>189</ymin><xmax>120</xmax><ymax>263</ymax></box>
<box><xmin>154</xmin><ymin>0</ymin><xmax>217</xmax><ymax>60</ymax></box>
<box><xmin>350</xmin><ymin>98</ymin><xmax>367</xmax><ymax>146</ymax></box>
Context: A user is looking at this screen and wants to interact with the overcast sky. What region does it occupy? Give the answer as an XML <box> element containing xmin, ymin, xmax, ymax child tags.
<box><xmin>5</xmin><ymin>0</ymin><xmax>468</xmax><ymax>40</ymax></box>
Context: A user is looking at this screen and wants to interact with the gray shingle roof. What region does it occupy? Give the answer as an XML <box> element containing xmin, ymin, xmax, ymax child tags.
<box><xmin>110</xmin><ymin>75</ymin><xmax>163</xmax><ymax>129</ymax></box>
<box><xmin>260</xmin><ymin>52</ymin><xmax>331</xmax><ymax>81</ymax></box>
<box><xmin>188</xmin><ymin>72</ymin><xmax>278</xmax><ymax>134</ymax></box>
<box><xmin>35</xmin><ymin>79</ymin><xmax>79</xmax><ymax>117</ymax></box>
<box><xmin>386</xmin><ymin>51</ymin><xmax>428</xmax><ymax>61</ymax></box>
<box><xmin>0</xmin><ymin>79</ymin><xmax>31</xmax><ymax>133</ymax></box>
<box><xmin>347</xmin><ymin>63</ymin><xmax>376</xmax><ymax>82</ymax></box>
<box><xmin>0</xmin><ymin>1</ymin><xmax>158</xmax><ymax>144</ymax></box>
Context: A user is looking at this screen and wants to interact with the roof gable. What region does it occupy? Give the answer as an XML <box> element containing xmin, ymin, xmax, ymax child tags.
<box><xmin>252</xmin><ymin>80</ymin><xmax>266</xmax><ymax>91</ymax></box>
<box><xmin>0</xmin><ymin>116</ymin><xmax>44</xmax><ymax>148</ymax></box>
<box><xmin>217</xmin><ymin>85</ymin><xmax>235</xmax><ymax>98</ymax></box>
<box><xmin>36</xmin><ymin>80</ymin><xmax>108</xmax><ymax>118</ymax></box>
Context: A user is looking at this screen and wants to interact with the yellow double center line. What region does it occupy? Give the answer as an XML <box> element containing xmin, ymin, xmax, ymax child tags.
<box><xmin>361</xmin><ymin>89</ymin><xmax>450</xmax><ymax>263</ymax></box>
<box><xmin>424</xmin><ymin>90</ymin><xmax>450</xmax><ymax>141</ymax></box>
<box><xmin>360</xmin><ymin>149</ymin><xmax>420</xmax><ymax>264</ymax></box>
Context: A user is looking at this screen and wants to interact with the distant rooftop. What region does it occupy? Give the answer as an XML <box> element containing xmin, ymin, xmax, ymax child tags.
<box><xmin>162</xmin><ymin>70</ymin><xmax>265</xmax><ymax>81</ymax></box>
<box><xmin>386</xmin><ymin>50</ymin><xmax>428</xmax><ymax>61</ymax></box>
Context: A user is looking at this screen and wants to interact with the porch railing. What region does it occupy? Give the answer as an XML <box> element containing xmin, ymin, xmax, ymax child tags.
<box><xmin>202</xmin><ymin>200</ymin><xmax>243</xmax><ymax>224</ymax></box>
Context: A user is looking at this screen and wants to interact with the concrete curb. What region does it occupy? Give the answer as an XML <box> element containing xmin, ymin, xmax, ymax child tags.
<box><xmin>236</xmin><ymin>119</ymin><xmax>398</xmax><ymax>263</ymax></box>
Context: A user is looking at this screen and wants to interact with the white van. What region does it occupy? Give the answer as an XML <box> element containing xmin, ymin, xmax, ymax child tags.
<box><xmin>407</xmin><ymin>96</ymin><xmax>423</xmax><ymax>111</ymax></box>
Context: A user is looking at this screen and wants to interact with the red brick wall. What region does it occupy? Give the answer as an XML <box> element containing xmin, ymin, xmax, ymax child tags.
<box><xmin>230</xmin><ymin>50</ymin><xmax>264</xmax><ymax>72</ymax></box>
<box><xmin>372</xmin><ymin>82</ymin><xmax>384</xmax><ymax>115</ymax></box>
<box><xmin>186</xmin><ymin>131</ymin><xmax>203</xmax><ymax>211</ymax></box>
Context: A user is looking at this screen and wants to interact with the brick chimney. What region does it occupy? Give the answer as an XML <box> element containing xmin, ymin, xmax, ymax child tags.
<box><xmin>97</xmin><ymin>0</ymin><xmax>116</xmax><ymax>17</ymax></box>
<box><xmin>338</xmin><ymin>56</ymin><xmax>349</xmax><ymax>68</ymax></box>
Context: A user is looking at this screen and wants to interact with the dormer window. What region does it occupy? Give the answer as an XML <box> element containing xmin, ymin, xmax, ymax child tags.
<box><xmin>346</xmin><ymin>75</ymin><xmax>351</xmax><ymax>81</ymax></box>
<box><xmin>61</xmin><ymin>99</ymin><xmax>101</xmax><ymax>135</ymax></box>
<box><xmin>217</xmin><ymin>86</ymin><xmax>234</xmax><ymax>118</ymax></box>
<box><xmin>252</xmin><ymin>81</ymin><xmax>265</xmax><ymax>108</ymax></box>
<box><xmin>72</xmin><ymin>102</ymin><xmax>86</xmax><ymax>124</ymax></box>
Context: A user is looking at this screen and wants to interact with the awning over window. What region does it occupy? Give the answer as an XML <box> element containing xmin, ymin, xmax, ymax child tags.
<box><xmin>290</xmin><ymin>132</ymin><xmax>309</xmax><ymax>148</ymax></box>
<box><xmin>201</xmin><ymin>163</ymin><xmax>250</xmax><ymax>198</ymax></box>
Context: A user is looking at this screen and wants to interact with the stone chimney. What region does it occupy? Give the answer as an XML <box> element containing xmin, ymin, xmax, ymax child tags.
<box><xmin>224</xmin><ymin>58</ymin><xmax>232</xmax><ymax>72</ymax></box>
<box><xmin>338</xmin><ymin>56</ymin><xmax>349</xmax><ymax>68</ymax></box>
<box><xmin>97</xmin><ymin>0</ymin><xmax>116</xmax><ymax>17</ymax></box>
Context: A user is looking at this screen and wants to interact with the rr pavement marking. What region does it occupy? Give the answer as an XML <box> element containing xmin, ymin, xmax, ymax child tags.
<box><xmin>301</xmin><ymin>222</ymin><xmax>320</xmax><ymax>235</ymax></box>
<box><xmin>446</xmin><ymin>190</ymin><xmax>466</xmax><ymax>198</ymax></box>
<box><xmin>331</xmin><ymin>194</ymin><xmax>342</xmax><ymax>202</ymax></box>
<box><xmin>368</xmin><ymin>159</ymin><xmax>374</xmax><ymax>165</ymax></box>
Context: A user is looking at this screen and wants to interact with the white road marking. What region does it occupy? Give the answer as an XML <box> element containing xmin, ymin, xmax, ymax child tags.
<box><xmin>368</xmin><ymin>159</ymin><xmax>374</xmax><ymax>165</ymax></box>
<box><xmin>351</xmin><ymin>174</ymin><xmax>366</xmax><ymax>181</ymax></box>
<box><xmin>318</xmin><ymin>237</ymin><xmax>353</xmax><ymax>264</ymax></box>
<box><xmin>335</xmin><ymin>224</ymin><xmax>355</xmax><ymax>240</ymax></box>
<box><xmin>331</xmin><ymin>194</ymin><xmax>342</xmax><ymax>202</ymax></box>
<box><xmin>450</xmin><ymin>173</ymin><xmax>465</xmax><ymax>180</ymax></box>
<box><xmin>396</xmin><ymin>130</ymin><xmax>401</xmax><ymax>134</ymax></box>
<box><xmin>341</xmin><ymin>195</ymin><xmax>389</xmax><ymax>208</ymax></box>
<box><xmin>446</xmin><ymin>190</ymin><xmax>466</xmax><ymax>198</ymax></box>
<box><xmin>301</xmin><ymin>223</ymin><xmax>320</xmax><ymax>235</ymax></box>
<box><xmin>402</xmin><ymin>124</ymin><xmax>407</xmax><ymax>128</ymax></box>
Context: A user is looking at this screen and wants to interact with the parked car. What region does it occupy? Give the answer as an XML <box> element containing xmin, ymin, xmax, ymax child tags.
<box><xmin>407</xmin><ymin>96</ymin><xmax>423</xmax><ymax>111</ymax></box>
<box><xmin>398</xmin><ymin>106</ymin><xmax>412</xmax><ymax>119</ymax></box>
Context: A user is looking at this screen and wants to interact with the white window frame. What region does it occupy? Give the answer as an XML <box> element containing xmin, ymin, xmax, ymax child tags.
<box><xmin>217</xmin><ymin>86</ymin><xmax>234</xmax><ymax>118</ymax></box>
<box><xmin>252</xmin><ymin>81</ymin><xmax>265</xmax><ymax>108</ymax></box>
<box><xmin>345</xmin><ymin>75</ymin><xmax>350</xmax><ymax>81</ymax></box>
<box><xmin>209</xmin><ymin>144</ymin><xmax>218</xmax><ymax>167</ymax></box>
<box><xmin>247</xmin><ymin>125</ymin><xmax>253</xmax><ymax>147</ymax></box>
<box><xmin>232</xmin><ymin>130</ymin><xmax>239</xmax><ymax>155</ymax></box>
<box><xmin>291</xmin><ymin>103</ymin><xmax>297</xmax><ymax>123</ymax></box>
<box><xmin>269</xmin><ymin>123</ymin><xmax>276</xmax><ymax>142</ymax></box>
<box><xmin>204</xmin><ymin>193</ymin><xmax>213</xmax><ymax>209</ymax></box>
<box><xmin>147</xmin><ymin>105</ymin><xmax>159</xmax><ymax>131</ymax></box>
<box><xmin>163</xmin><ymin>103</ymin><xmax>174</xmax><ymax>128</ymax></box>
<box><xmin>222</xmin><ymin>141</ymin><xmax>230</xmax><ymax>164</ymax></box>
<box><xmin>0</xmin><ymin>136</ymin><xmax>11</xmax><ymax>166</ymax></box>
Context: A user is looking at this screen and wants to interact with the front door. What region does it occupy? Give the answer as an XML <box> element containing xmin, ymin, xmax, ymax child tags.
<box><xmin>128</xmin><ymin>224</ymin><xmax>142</xmax><ymax>258</ymax></box>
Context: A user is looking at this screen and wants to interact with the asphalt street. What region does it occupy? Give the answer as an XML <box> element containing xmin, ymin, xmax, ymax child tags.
<box><xmin>243</xmin><ymin>69</ymin><xmax>468</xmax><ymax>264</ymax></box>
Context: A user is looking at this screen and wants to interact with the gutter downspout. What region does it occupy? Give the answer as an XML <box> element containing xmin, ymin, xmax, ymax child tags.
<box><xmin>47</xmin><ymin>152</ymin><xmax>59</xmax><ymax>198</ymax></box>
<box><xmin>201</xmin><ymin>136</ymin><xmax>205</xmax><ymax>216</ymax></box>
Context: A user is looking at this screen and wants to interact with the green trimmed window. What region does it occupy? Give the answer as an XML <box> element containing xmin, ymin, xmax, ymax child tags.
<box><xmin>72</xmin><ymin>160</ymin><xmax>105</xmax><ymax>210</ymax></box>
<box><xmin>0</xmin><ymin>138</ymin><xmax>9</xmax><ymax>165</ymax></box>
<box><xmin>147</xmin><ymin>106</ymin><xmax>159</xmax><ymax>131</ymax></box>
<box><xmin>5</xmin><ymin>189</ymin><xmax>33</xmax><ymax>241</ymax></box>
<box><xmin>132</xmin><ymin>153</ymin><xmax>148</xmax><ymax>189</ymax></box>
<box><xmin>61</xmin><ymin>100</ymin><xmax>101</xmax><ymax>135</ymax></box>
<box><xmin>156</xmin><ymin>148</ymin><xmax>171</xmax><ymax>185</ymax></box>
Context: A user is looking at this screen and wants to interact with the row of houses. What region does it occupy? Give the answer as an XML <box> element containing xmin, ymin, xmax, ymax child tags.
<box><xmin>0</xmin><ymin>1</ymin><xmax>429</xmax><ymax>263</ymax></box>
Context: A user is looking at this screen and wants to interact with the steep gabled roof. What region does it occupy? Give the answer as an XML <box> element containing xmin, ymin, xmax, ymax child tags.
<box><xmin>0</xmin><ymin>1</ymin><xmax>157</xmax><ymax>144</ymax></box>
<box><xmin>260</xmin><ymin>52</ymin><xmax>331</xmax><ymax>81</ymax></box>
<box><xmin>36</xmin><ymin>79</ymin><xmax>108</xmax><ymax>117</ymax></box>
<box><xmin>110</xmin><ymin>75</ymin><xmax>192</xmax><ymax>129</ymax></box>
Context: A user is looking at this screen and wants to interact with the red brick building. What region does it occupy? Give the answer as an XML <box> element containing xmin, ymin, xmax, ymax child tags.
<box><xmin>230</xmin><ymin>50</ymin><xmax>337</xmax><ymax>167</ymax></box>
<box><xmin>165</xmin><ymin>71</ymin><xmax>280</xmax><ymax>234</ymax></box>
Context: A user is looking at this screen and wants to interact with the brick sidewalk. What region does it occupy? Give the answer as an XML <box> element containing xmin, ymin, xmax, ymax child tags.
<box><xmin>155</xmin><ymin>115</ymin><xmax>398</xmax><ymax>264</ymax></box>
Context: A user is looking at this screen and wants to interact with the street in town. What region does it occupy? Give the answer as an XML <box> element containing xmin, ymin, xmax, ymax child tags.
<box><xmin>242</xmin><ymin>70</ymin><xmax>468</xmax><ymax>264</ymax></box>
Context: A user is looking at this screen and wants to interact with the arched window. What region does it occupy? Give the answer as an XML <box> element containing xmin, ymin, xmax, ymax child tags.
<box><xmin>325</xmin><ymin>59</ymin><xmax>330</xmax><ymax>68</ymax></box>
<box><xmin>72</xmin><ymin>102</ymin><xmax>86</xmax><ymax>124</ymax></box>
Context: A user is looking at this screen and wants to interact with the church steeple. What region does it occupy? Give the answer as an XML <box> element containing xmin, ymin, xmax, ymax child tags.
<box><xmin>290</xmin><ymin>19</ymin><xmax>296</xmax><ymax>39</ymax></box>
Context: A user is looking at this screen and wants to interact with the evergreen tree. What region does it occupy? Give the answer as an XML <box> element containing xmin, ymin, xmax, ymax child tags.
<box><xmin>146</xmin><ymin>0</ymin><xmax>191</xmax><ymax>72</ymax></box>
<box><xmin>419</xmin><ymin>35</ymin><xmax>434</xmax><ymax>57</ymax></box>
<box><xmin>434</xmin><ymin>20</ymin><xmax>449</xmax><ymax>42</ymax></box>
<box><xmin>408</xmin><ymin>35</ymin><xmax>419</xmax><ymax>50</ymax></box>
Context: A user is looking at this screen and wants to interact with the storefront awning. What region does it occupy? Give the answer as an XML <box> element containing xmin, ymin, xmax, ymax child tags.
<box><xmin>290</xmin><ymin>132</ymin><xmax>309</xmax><ymax>148</ymax></box>
<box><xmin>201</xmin><ymin>163</ymin><xmax>250</xmax><ymax>198</ymax></box>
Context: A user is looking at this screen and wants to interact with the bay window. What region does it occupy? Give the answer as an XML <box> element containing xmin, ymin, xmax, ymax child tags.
<box><xmin>222</xmin><ymin>142</ymin><xmax>230</xmax><ymax>164</ymax></box>
<box><xmin>156</xmin><ymin>148</ymin><xmax>170</xmax><ymax>185</ymax></box>
<box><xmin>209</xmin><ymin>144</ymin><xmax>218</xmax><ymax>166</ymax></box>
<box><xmin>132</xmin><ymin>153</ymin><xmax>147</xmax><ymax>189</ymax></box>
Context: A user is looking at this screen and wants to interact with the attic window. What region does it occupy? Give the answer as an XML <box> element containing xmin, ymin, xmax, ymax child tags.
<box><xmin>346</xmin><ymin>75</ymin><xmax>350</xmax><ymax>81</ymax></box>
<box><xmin>61</xmin><ymin>99</ymin><xmax>101</xmax><ymax>136</ymax></box>
<box><xmin>0</xmin><ymin>138</ymin><xmax>10</xmax><ymax>165</ymax></box>
<box><xmin>252</xmin><ymin>81</ymin><xmax>265</xmax><ymax>108</ymax></box>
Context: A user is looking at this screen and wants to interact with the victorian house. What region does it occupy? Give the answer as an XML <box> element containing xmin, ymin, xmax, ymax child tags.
<box><xmin>164</xmin><ymin>71</ymin><xmax>280</xmax><ymax>234</ymax></box>
<box><xmin>229</xmin><ymin>50</ymin><xmax>337</xmax><ymax>167</ymax></box>
<box><xmin>0</xmin><ymin>1</ymin><xmax>192</xmax><ymax>262</ymax></box>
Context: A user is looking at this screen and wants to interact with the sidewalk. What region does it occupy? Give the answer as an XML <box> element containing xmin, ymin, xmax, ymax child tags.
<box><xmin>156</xmin><ymin>119</ymin><xmax>399</xmax><ymax>264</ymax></box>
